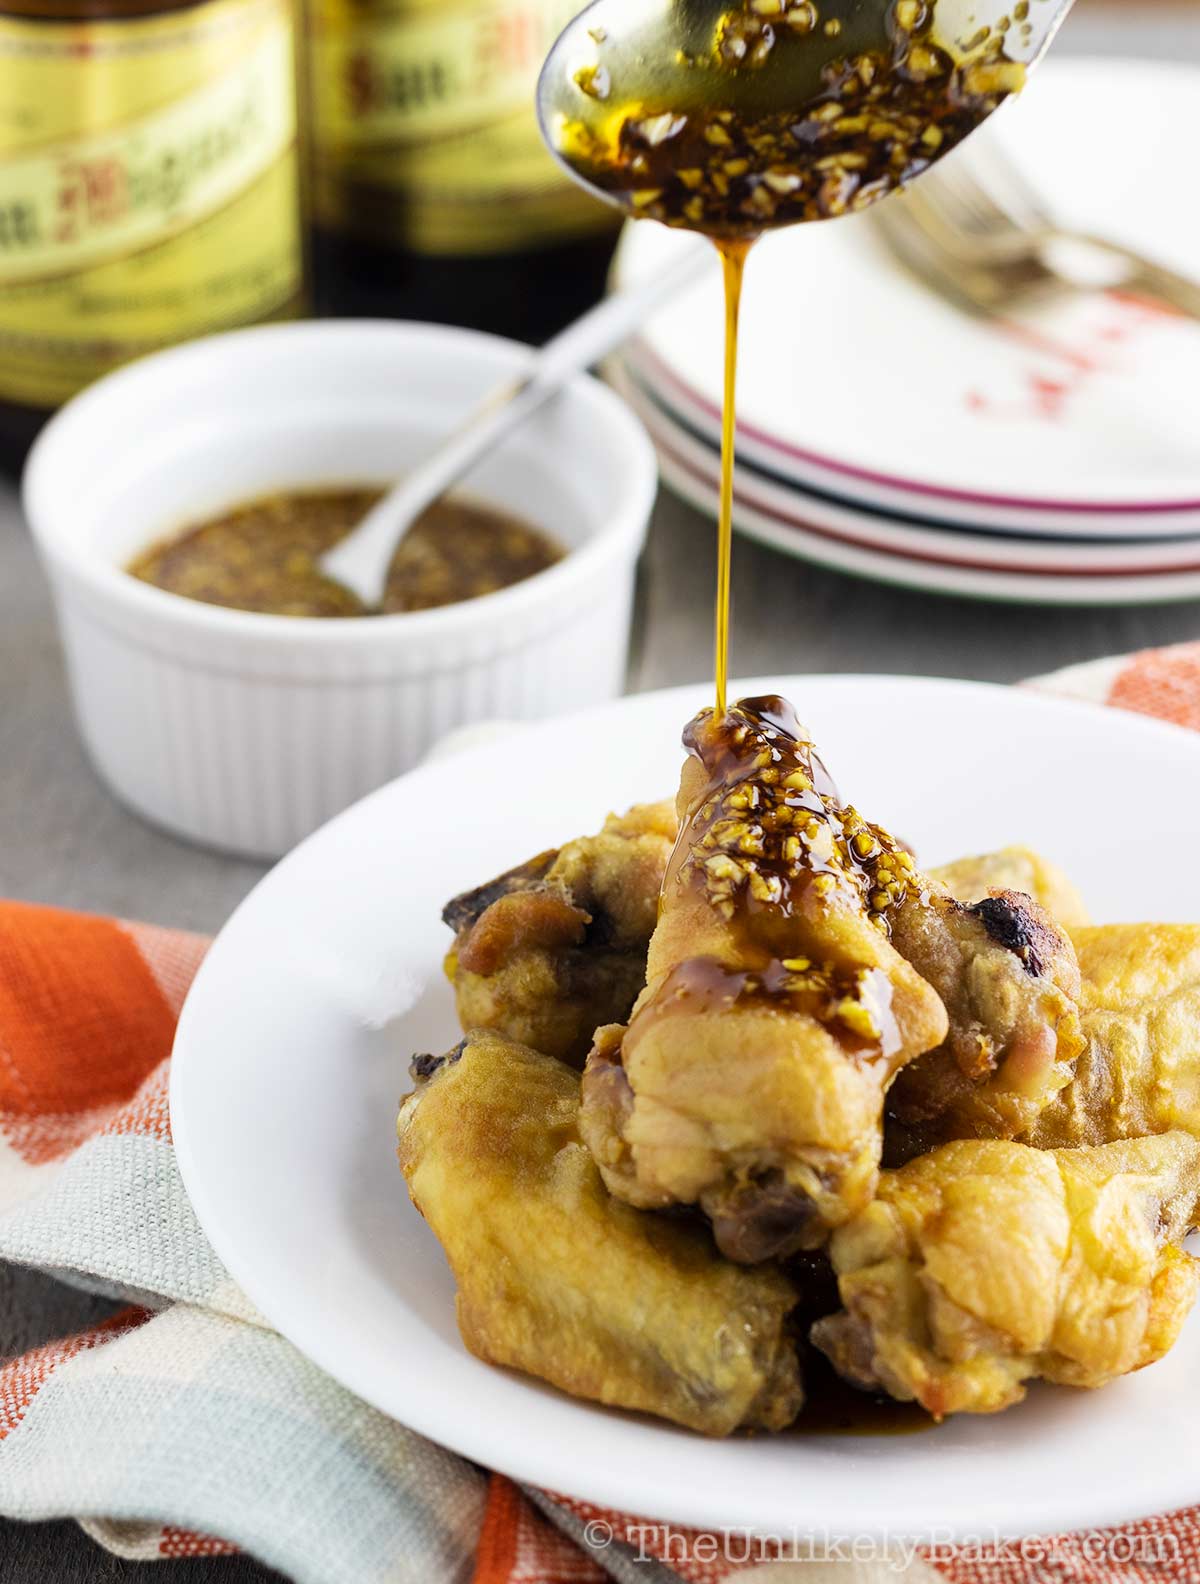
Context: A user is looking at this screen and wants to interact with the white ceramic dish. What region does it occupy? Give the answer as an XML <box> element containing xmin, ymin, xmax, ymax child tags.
<box><xmin>624</xmin><ymin>376</ymin><xmax>1200</xmax><ymax>606</ymax></box>
<box><xmin>23</xmin><ymin>320</ymin><xmax>657</xmax><ymax>860</ymax></box>
<box><xmin>613</xmin><ymin>59</ymin><xmax>1200</xmax><ymax>535</ymax></box>
<box><xmin>172</xmin><ymin>676</ymin><xmax>1200</xmax><ymax>1540</ymax></box>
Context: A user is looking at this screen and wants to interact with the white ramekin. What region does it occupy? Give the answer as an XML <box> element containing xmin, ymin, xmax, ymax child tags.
<box><xmin>24</xmin><ymin>320</ymin><xmax>657</xmax><ymax>859</ymax></box>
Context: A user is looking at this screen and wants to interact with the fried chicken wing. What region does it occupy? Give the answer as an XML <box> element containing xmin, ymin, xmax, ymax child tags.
<box><xmin>580</xmin><ymin>697</ymin><xmax>949</xmax><ymax>1264</ymax></box>
<box><xmin>398</xmin><ymin>1029</ymin><xmax>804</xmax><ymax>1436</ymax></box>
<box><xmin>1022</xmin><ymin>925</ymin><xmax>1200</xmax><ymax>1151</ymax></box>
<box><xmin>812</xmin><ymin>1133</ymin><xmax>1200</xmax><ymax>1418</ymax></box>
<box><xmin>442</xmin><ymin>801</ymin><xmax>676</xmax><ymax>1068</ymax></box>
<box><xmin>931</xmin><ymin>846</ymin><xmax>1091</xmax><ymax>930</ymax></box>
<box><xmin>885</xmin><ymin>885</ymin><xmax>1086</xmax><ymax>1153</ymax></box>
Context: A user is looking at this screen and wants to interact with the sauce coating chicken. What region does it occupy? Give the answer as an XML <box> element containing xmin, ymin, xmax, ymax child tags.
<box><xmin>398</xmin><ymin>1029</ymin><xmax>805</xmax><ymax>1435</ymax></box>
<box><xmin>580</xmin><ymin>697</ymin><xmax>949</xmax><ymax>1263</ymax></box>
<box><xmin>812</xmin><ymin>1133</ymin><xmax>1200</xmax><ymax>1418</ymax></box>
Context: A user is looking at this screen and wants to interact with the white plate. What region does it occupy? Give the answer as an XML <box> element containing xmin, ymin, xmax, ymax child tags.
<box><xmin>613</xmin><ymin>59</ymin><xmax>1200</xmax><ymax>532</ymax></box>
<box><xmin>172</xmin><ymin>677</ymin><xmax>1200</xmax><ymax>1541</ymax></box>
<box><xmin>620</xmin><ymin>374</ymin><xmax>1200</xmax><ymax>605</ymax></box>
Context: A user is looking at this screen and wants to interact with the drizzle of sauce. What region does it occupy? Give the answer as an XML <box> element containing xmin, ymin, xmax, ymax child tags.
<box><xmin>553</xmin><ymin>1</ymin><xmax>1027</xmax><ymax>714</ymax></box>
<box><xmin>546</xmin><ymin>5</ymin><xmax>1028</xmax><ymax>1436</ymax></box>
<box><xmin>713</xmin><ymin>237</ymin><xmax>750</xmax><ymax>716</ymax></box>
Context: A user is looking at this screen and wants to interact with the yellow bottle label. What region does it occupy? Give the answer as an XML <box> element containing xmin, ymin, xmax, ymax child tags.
<box><xmin>309</xmin><ymin>0</ymin><xmax>612</xmax><ymax>254</ymax></box>
<box><xmin>0</xmin><ymin>0</ymin><xmax>303</xmax><ymax>409</ymax></box>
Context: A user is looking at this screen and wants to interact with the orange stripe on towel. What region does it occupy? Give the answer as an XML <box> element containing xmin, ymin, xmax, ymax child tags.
<box><xmin>0</xmin><ymin>1307</ymin><xmax>149</xmax><ymax>1438</ymax></box>
<box><xmin>0</xmin><ymin>902</ymin><xmax>178</xmax><ymax>1163</ymax></box>
<box><xmin>1109</xmin><ymin>643</ymin><xmax>1200</xmax><ymax>732</ymax></box>
<box><xmin>473</xmin><ymin>1477</ymin><xmax>606</xmax><ymax>1584</ymax></box>
<box><xmin>159</xmin><ymin>1527</ymin><xmax>239</xmax><ymax>1558</ymax></box>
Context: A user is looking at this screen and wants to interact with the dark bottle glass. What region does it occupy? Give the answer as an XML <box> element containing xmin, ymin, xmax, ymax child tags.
<box><xmin>306</xmin><ymin>0</ymin><xmax>620</xmax><ymax>344</ymax></box>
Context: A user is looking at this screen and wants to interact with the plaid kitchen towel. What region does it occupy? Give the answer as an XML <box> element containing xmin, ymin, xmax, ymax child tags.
<box><xmin>2</xmin><ymin>641</ymin><xmax>1200</xmax><ymax>1584</ymax></box>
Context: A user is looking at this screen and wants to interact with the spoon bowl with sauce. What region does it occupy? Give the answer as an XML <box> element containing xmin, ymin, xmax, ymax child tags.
<box><xmin>538</xmin><ymin>0</ymin><xmax>1072</xmax><ymax>238</ymax></box>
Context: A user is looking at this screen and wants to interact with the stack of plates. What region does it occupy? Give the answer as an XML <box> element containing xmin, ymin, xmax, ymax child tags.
<box><xmin>610</xmin><ymin>58</ymin><xmax>1200</xmax><ymax>606</ymax></box>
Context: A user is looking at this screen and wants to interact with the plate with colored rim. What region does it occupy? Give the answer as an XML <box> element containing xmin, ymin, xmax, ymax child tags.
<box><xmin>172</xmin><ymin>676</ymin><xmax>1200</xmax><ymax>1540</ymax></box>
<box><xmin>621</xmin><ymin>376</ymin><xmax>1200</xmax><ymax>605</ymax></box>
<box><xmin>617</xmin><ymin>360</ymin><xmax>1200</xmax><ymax>560</ymax></box>
<box><xmin>613</xmin><ymin>58</ymin><xmax>1200</xmax><ymax>533</ymax></box>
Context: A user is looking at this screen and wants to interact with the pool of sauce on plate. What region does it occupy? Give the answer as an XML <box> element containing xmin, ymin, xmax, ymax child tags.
<box><xmin>127</xmin><ymin>487</ymin><xmax>564</xmax><ymax>617</ymax></box>
<box><xmin>783</xmin><ymin>1253</ymin><xmax>934</xmax><ymax>1436</ymax></box>
<box><xmin>553</xmin><ymin>0</ymin><xmax>1028</xmax><ymax>711</ymax></box>
<box><xmin>798</xmin><ymin>1355</ymin><xmax>934</xmax><ymax>1435</ymax></box>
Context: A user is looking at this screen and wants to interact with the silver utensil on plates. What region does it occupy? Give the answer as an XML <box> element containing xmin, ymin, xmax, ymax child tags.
<box><xmin>873</xmin><ymin>135</ymin><xmax>1200</xmax><ymax>321</ymax></box>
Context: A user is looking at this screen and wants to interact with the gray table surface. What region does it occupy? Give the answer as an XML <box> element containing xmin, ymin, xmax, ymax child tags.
<box><xmin>3</xmin><ymin>11</ymin><xmax>1200</xmax><ymax>1577</ymax></box>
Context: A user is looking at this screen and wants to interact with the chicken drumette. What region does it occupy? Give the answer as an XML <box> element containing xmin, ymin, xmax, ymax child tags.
<box><xmin>442</xmin><ymin>801</ymin><xmax>676</xmax><ymax>1068</ymax></box>
<box><xmin>812</xmin><ymin>1132</ymin><xmax>1200</xmax><ymax>1417</ymax></box>
<box><xmin>884</xmin><ymin>882</ymin><xmax>1086</xmax><ymax>1153</ymax></box>
<box><xmin>398</xmin><ymin>1028</ymin><xmax>805</xmax><ymax>1435</ymax></box>
<box><xmin>580</xmin><ymin>697</ymin><xmax>949</xmax><ymax>1264</ymax></box>
<box><xmin>889</xmin><ymin>919</ymin><xmax>1200</xmax><ymax>1161</ymax></box>
<box><xmin>1021</xmin><ymin>924</ymin><xmax>1200</xmax><ymax>1151</ymax></box>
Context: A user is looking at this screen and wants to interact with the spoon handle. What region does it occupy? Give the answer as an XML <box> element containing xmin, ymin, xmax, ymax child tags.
<box><xmin>320</xmin><ymin>241</ymin><xmax>711</xmax><ymax>605</ymax></box>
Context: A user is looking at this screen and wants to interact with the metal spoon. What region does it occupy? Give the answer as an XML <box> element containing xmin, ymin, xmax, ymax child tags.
<box><xmin>535</xmin><ymin>0</ymin><xmax>1075</xmax><ymax>227</ymax></box>
<box><xmin>317</xmin><ymin>241</ymin><xmax>711</xmax><ymax>608</ymax></box>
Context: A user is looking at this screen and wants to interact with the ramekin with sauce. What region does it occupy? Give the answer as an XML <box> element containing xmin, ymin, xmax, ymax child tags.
<box><xmin>23</xmin><ymin>321</ymin><xmax>657</xmax><ymax>858</ymax></box>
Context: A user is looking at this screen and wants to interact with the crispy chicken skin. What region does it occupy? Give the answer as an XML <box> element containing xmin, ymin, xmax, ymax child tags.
<box><xmin>931</xmin><ymin>847</ymin><xmax>1091</xmax><ymax>931</ymax></box>
<box><xmin>885</xmin><ymin>885</ymin><xmax>1086</xmax><ymax>1152</ymax></box>
<box><xmin>580</xmin><ymin>697</ymin><xmax>949</xmax><ymax>1264</ymax></box>
<box><xmin>442</xmin><ymin>802</ymin><xmax>676</xmax><ymax>1068</ymax></box>
<box><xmin>398</xmin><ymin>1029</ymin><xmax>805</xmax><ymax>1436</ymax></box>
<box><xmin>1022</xmin><ymin>925</ymin><xmax>1200</xmax><ymax>1151</ymax></box>
<box><xmin>812</xmin><ymin>1133</ymin><xmax>1200</xmax><ymax>1418</ymax></box>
